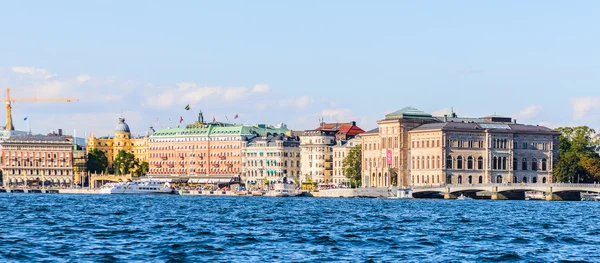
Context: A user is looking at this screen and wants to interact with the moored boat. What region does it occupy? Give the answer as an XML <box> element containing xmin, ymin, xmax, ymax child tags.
<box><xmin>457</xmin><ymin>194</ymin><xmax>473</xmax><ymax>200</ymax></box>
<box><xmin>99</xmin><ymin>180</ymin><xmax>174</xmax><ymax>195</ymax></box>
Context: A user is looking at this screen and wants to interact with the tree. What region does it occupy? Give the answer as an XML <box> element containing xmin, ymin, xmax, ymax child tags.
<box><xmin>342</xmin><ymin>145</ymin><xmax>362</xmax><ymax>187</ymax></box>
<box><xmin>114</xmin><ymin>150</ymin><xmax>139</xmax><ymax>175</ymax></box>
<box><xmin>134</xmin><ymin>161</ymin><xmax>149</xmax><ymax>176</ymax></box>
<box><xmin>87</xmin><ymin>148</ymin><xmax>108</xmax><ymax>174</ymax></box>
<box><xmin>554</xmin><ymin>126</ymin><xmax>600</xmax><ymax>183</ymax></box>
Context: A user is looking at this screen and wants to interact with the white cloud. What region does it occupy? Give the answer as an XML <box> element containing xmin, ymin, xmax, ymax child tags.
<box><xmin>569</xmin><ymin>97</ymin><xmax>600</xmax><ymax>120</ymax></box>
<box><xmin>11</xmin><ymin>66</ymin><xmax>56</xmax><ymax>79</ymax></box>
<box><xmin>279</xmin><ymin>96</ymin><xmax>313</xmax><ymax>110</ymax></box>
<box><xmin>515</xmin><ymin>105</ymin><xmax>542</xmax><ymax>119</ymax></box>
<box><xmin>320</xmin><ymin>108</ymin><xmax>351</xmax><ymax>119</ymax></box>
<box><xmin>252</xmin><ymin>84</ymin><xmax>269</xmax><ymax>93</ymax></box>
<box><xmin>76</xmin><ymin>74</ymin><xmax>91</xmax><ymax>83</ymax></box>
<box><xmin>223</xmin><ymin>87</ymin><xmax>249</xmax><ymax>101</ymax></box>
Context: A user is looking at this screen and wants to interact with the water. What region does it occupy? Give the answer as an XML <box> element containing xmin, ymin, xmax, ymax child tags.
<box><xmin>1</xmin><ymin>194</ymin><xmax>600</xmax><ymax>262</ymax></box>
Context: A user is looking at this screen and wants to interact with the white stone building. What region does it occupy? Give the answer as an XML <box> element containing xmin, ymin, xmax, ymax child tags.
<box><xmin>242</xmin><ymin>135</ymin><xmax>300</xmax><ymax>189</ymax></box>
<box><xmin>332</xmin><ymin>136</ymin><xmax>362</xmax><ymax>187</ymax></box>
<box><xmin>300</xmin><ymin>130</ymin><xmax>336</xmax><ymax>184</ymax></box>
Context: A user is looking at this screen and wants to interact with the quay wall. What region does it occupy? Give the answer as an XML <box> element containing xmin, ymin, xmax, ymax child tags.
<box><xmin>317</xmin><ymin>187</ymin><xmax>391</xmax><ymax>198</ymax></box>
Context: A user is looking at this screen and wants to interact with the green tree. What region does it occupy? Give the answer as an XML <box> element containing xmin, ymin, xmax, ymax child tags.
<box><xmin>554</xmin><ymin>126</ymin><xmax>600</xmax><ymax>183</ymax></box>
<box><xmin>134</xmin><ymin>161</ymin><xmax>149</xmax><ymax>176</ymax></box>
<box><xmin>342</xmin><ymin>145</ymin><xmax>362</xmax><ymax>188</ymax></box>
<box><xmin>87</xmin><ymin>148</ymin><xmax>108</xmax><ymax>174</ymax></box>
<box><xmin>114</xmin><ymin>150</ymin><xmax>139</xmax><ymax>175</ymax></box>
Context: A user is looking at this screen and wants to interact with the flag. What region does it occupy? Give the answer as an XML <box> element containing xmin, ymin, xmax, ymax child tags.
<box><xmin>24</xmin><ymin>117</ymin><xmax>28</xmax><ymax>121</ymax></box>
<box><xmin>179</xmin><ymin>116</ymin><xmax>183</xmax><ymax>123</ymax></box>
<box><xmin>234</xmin><ymin>114</ymin><xmax>238</xmax><ymax>119</ymax></box>
<box><xmin>226</xmin><ymin>115</ymin><xmax>229</xmax><ymax>121</ymax></box>
<box><xmin>184</xmin><ymin>104</ymin><xmax>191</xmax><ymax>111</ymax></box>
<box><xmin>213</xmin><ymin>117</ymin><xmax>216</xmax><ymax>122</ymax></box>
<box><xmin>156</xmin><ymin>118</ymin><xmax>160</xmax><ymax>124</ymax></box>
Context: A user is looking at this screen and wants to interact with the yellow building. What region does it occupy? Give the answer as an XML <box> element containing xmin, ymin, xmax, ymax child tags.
<box><xmin>87</xmin><ymin>117</ymin><xmax>153</xmax><ymax>171</ymax></box>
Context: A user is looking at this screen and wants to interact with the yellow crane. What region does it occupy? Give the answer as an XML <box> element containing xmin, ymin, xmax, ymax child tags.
<box><xmin>4</xmin><ymin>88</ymin><xmax>79</xmax><ymax>131</ymax></box>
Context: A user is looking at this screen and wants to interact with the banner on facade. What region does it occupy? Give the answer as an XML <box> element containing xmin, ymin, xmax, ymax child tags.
<box><xmin>386</xmin><ymin>150</ymin><xmax>392</xmax><ymax>165</ymax></box>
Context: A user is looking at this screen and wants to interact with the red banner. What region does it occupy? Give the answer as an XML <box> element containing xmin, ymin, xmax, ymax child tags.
<box><xmin>386</xmin><ymin>150</ymin><xmax>392</xmax><ymax>165</ymax></box>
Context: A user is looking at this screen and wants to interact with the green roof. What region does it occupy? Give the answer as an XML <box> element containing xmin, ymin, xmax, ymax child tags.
<box><xmin>149</xmin><ymin>122</ymin><xmax>288</xmax><ymax>138</ymax></box>
<box><xmin>384</xmin><ymin>106</ymin><xmax>433</xmax><ymax>120</ymax></box>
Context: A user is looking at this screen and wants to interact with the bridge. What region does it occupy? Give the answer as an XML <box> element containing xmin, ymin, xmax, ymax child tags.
<box><xmin>411</xmin><ymin>183</ymin><xmax>600</xmax><ymax>201</ymax></box>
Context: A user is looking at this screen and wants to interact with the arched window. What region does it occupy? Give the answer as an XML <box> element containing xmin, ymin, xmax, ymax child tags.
<box><xmin>496</xmin><ymin>175</ymin><xmax>503</xmax><ymax>183</ymax></box>
<box><xmin>458</xmin><ymin>175</ymin><xmax>463</xmax><ymax>184</ymax></box>
<box><xmin>478</xmin><ymin>175</ymin><xmax>483</xmax><ymax>184</ymax></box>
<box><xmin>468</xmin><ymin>175</ymin><xmax>472</xmax><ymax>184</ymax></box>
<box><xmin>447</xmin><ymin>174</ymin><xmax>452</xmax><ymax>184</ymax></box>
<box><xmin>446</xmin><ymin>156</ymin><xmax>453</xmax><ymax>169</ymax></box>
<box><xmin>477</xmin><ymin>157</ymin><xmax>483</xmax><ymax>170</ymax></box>
<box><xmin>532</xmin><ymin>177</ymin><xmax>538</xmax><ymax>183</ymax></box>
<box><xmin>492</xmin><ymin>156</ymin><xmax>498</xmax><ymax>169</ymax></box>
<box><xmin>541</xmin><ymin>159</ymin><xmax>547</xmax><ymax>171</ymax></box>
<box><xmin>521</xmin><ymin>158</ymin><xmax>527</xmax><ymax>171</ymax></box>
<box><xmin>426</xmin><ymin>157</ymin><xmax>430</xmax><ymax>169</ymax></box>
<box><xmin>542</xmin><ymin>177</ymin><xmax>547</xmax><ymax>183</ymax></box>
<box><xmin>523</xmin><ymin>177</ymin><xmax>527</xmax><ymax>183</ymax></box>
<box><xmin>513</xmin><ymin>175</ymin><xmax>517</xmax><ymax>183</ymax></box>
<box><xmin>532</xmin><ymin>158</ymin><xmax>538</xmax><ymax>171</ymax></box>
<box><xmin>502</xmin><ymin>157</ymin><xmax>507</xmax><ymax>170</ymax></box>
<box><xmin>467</xmin><ymin>156</ymin><xmax>473</xmax><ymax>170</ymax></box>
<box><xmin>457</xmin><ymin>156</ymin><xmax>463</xmax><ymax>169</ymax></box>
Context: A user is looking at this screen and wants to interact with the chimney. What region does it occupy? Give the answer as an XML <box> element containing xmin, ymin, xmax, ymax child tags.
<box><xmin>58</xmin><ymin>129</ymin><xmax>63</xmax><ymax>136</ymax></box>
<box><xmin>352</xmin><ymin>121</ymin><xmax>356</xmax><ymax>126</ymax></box>
<box><xmin>444</xmin><ymin>115</ymin><xmax>448</xmax><ymax>122</ymax></box>
<box><xmin>513</xmin><ymin>119</ymin><xmax>517</xmax><ymax>124</ymax></box>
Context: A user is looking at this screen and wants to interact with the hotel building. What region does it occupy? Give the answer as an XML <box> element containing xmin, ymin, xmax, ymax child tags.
<box><xmin>242</xmin><ymin>135</ymin><xmax>301</xmax><ymax>188</ymax></box>
<box><xmin>332</xmin><ymin>136</ymin><xmax>362</xmax><ymax>187</ymax></box>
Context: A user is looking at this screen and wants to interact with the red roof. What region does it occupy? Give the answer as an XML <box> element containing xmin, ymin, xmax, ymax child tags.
<box><xmin>315</xmin><ymin>122</ymin><xmax>365</xmax><ymax>138</ymax></box>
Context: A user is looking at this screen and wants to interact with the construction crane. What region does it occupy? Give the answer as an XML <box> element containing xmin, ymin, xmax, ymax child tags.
<box><xmin>4</xmin><ymin>88</ymin><xmax>79</xmax><ymax>131</ymax></box>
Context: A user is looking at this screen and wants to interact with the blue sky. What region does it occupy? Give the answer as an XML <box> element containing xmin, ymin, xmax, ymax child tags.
<box><xmin>1</xmin><ymin>1</ymin><xmax>599</xmax><ymax>136</ymax></box>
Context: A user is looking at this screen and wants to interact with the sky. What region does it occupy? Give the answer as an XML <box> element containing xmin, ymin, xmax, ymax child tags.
<box><xmin>1</xmin><ymin>1</ymin><xmax>599</xmax><ymax>136</ymax></box>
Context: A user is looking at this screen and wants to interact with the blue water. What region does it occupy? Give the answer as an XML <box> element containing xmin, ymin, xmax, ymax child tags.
<box><xmin>1</xmin><ymin>194</ymin><xmax>600</xmax><ymax>262</ymax></box>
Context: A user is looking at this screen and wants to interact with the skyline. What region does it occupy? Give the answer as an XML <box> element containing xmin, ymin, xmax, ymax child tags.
<box><xmin>1</xmin><ymin>1</ymin><xmax>600</xmax><ymax>136</ymax></box>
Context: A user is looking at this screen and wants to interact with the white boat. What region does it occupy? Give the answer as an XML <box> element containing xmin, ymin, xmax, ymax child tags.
<box><xmin>99</xmin><ymin>180</ymin><xmax>174</xmax><ymax>195</ymax></box>
<box><xmin>268</xmin><ymin>183</ymin><xmax>297</xmax><ymax>197</ymax></box>
<box><xmin>581</xmin><ymin>192</ymin><xmax>600</xmax><ymax>201</ymax></box>
<box><xmin>457</xmin><ymin>194</ymin><xmax>473</xmax><ymax>200</ymax></box>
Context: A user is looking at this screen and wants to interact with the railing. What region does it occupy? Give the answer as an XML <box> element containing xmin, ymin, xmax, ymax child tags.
<box><xmin>411</xmin><ymin>183</ymin><xmax>600</xmax><ymax>189</ymax></box>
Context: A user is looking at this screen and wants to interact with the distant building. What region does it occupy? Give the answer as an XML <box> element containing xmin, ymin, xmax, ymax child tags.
<box><xmin>147</xmin><ymin>111</ymin><xmax>289</xmax><ymax>184</ymax></box>
<box><xmin>332</xmin><ymin>135</ymin><xmax>362</xmax><ymax>187</ymax></box>
<box><xmin>299</xmin><ymin>129</ymin><xmax>337</xmax><ymax>185</ymax></box>
<box><xmin>242</xmin><ymin>135</ymin><xmax>301</xmax><ymax>189</ymax></box>
<box><xmin>316</xmin><ymin>121</ymin><xmax>365</xmax><ymax>141</ymax></box>
<box><xmin>87</xmin><ymin>117</ymin><xmax>152</xmax><ymax>172</ymax></box>
<box><xmin>360</xmin><ymin>106</ymin><xmax>560</xmax><ymax>188</ymax></box>
<box><xmin>1</xmin><ymin>135</ymin><xmax>74</xmax><ymax>187</ymax></box>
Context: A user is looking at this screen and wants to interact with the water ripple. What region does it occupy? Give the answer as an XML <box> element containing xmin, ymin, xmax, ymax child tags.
<box><xmin>1</xmin><ymin>194</ymin><xmax>600</xmax><ymax>262</ymax></box>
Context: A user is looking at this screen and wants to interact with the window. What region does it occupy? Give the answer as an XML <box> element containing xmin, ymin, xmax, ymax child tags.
<box><xmin>502</xmin><ymin>157</ymin><xmax>507</xmax><ymax>170</ymax></box>
<box><xmin>521</xmin><ymin>158</ymin><xmax>527</xmax><ymax>170</ymax></box>
<box><xmin>522</xmin><ymin>142</ymin><xmax>527</xmax><ymax>149</ymax></box>
<box><xmin>458</xmin><ymin>175</ymin><xmax>463</xmax><ymax>184</ymax></box>
<box><xmin>467</xmin><ymin>156</ymin><xmax>473</xmax><ymax>169</ymax></box>
<box><xmin>513</xmin><ymin>158</ymin><xmax>518</xmax><ymax>171</ymax></box>
<box><xmin>478</xmin><ymin>176</ymin><xmax>483</xmax><ymax>184</ymax></box>
<box><xmin>477</xmin><ymin>157</ymin><xmax>483</xmax><ymax>170</ymax></box>
<box><xmin>532</xmin><ymin>158</ymin><xmax>538</xmax><ymax>171</ymax></box>
<box><xmin>492</xmin><ymin>156</ymin><xmax>498</xmax><ymax>170</ymax></box>
<box><xmin>541</xmin><ymin>159</ymin><xmax>547</xmax><ymax>171</ymax></box>
<box><xmin>457</xmin><ymin>156</ymin><xmax>463</xmax><ymax>169</ymax></box>
<box><xmin>446</xmin><ymin>156</ymin><xmax>452</xmax><ymax>169</ymax></box>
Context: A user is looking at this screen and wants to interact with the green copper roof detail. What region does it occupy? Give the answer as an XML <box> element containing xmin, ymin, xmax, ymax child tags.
<box><xmin>385</xmin><ymin>106</ymin><xmax>433</xmax><ymax>120</ymax></box>
<box><xmin>149</xmin><ymin>122</ymin><xmax>289</xmax><ymax>138</ymax></box>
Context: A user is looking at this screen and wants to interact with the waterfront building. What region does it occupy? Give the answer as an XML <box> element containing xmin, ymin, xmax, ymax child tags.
<box><xmin>87</xmin><ymin>117</ymin><xmax>152</xmax><ymax>171</ymax></box>
<box><xmin>241</xmin><ymin>134</ymin><xmax>301</xmax><ymax>189</ymax></box>
<box><xmin>147</xmin><ymin>112</ymin><xmax>289</xmax><ymax>184</ymax></box>
<box><xmin>299</xmin><ymin>129</ymin><xmax>337</xmax><ymax>185</ymax></box>
<box><xmin>332</xmin><ymin>136</ymin><xmax>362</xmax><ymax>187</ymax></box>
<box><xmin>362</xmin><ymin>107</ymin><xmax>438</xmax><ymax>187</ymax></box>
<box><xmin>316</xmin><ymin>121</ymin><xmax>365</xmax><ymax>141</ymax></box>
<box><xmin>409</xmin><ymin>116</ymin><xmax>560</xmax><ymax>186</ymax></box>
<box><xmin>1</xmin><ymin>135</ymin><xmax>74</xmax><ymax>187</ymax></box>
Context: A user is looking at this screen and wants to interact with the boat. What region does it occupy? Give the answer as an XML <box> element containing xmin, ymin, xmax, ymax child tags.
<box><xmin>581</xmin><ymin>192</ymin><xmax>600</xmax><ymax>201</ymax></box>
<box><xmin>457</xmin><ymin>194</ymin><xmax>473</xmax><ymax>200</ymax></box>
<box><xmin>268</xmin><ymin>177</ymin><xmax>297</xmax><ymax>197</ymax></box>
<box><xmin>99</xmin><ymin>180</ymin><xmax>174</xmax><ymax>195</ymax></box>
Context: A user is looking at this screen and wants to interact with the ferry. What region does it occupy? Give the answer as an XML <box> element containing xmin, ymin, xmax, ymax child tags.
<box><xmin>457</xmin><ymin>194</ymin><xmax>473</xmax><ymax>200</ymax></box>
<box><xmin>99</xmin><ymin>180</ymin><xmax>174</xmax><ymax>195</ymax></box>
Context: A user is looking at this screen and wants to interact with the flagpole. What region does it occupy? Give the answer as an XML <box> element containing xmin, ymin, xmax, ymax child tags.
<box><xmin>27</xmin><ymin>118</ymin><xmax>30</xmax><ymax>134</ymax></box>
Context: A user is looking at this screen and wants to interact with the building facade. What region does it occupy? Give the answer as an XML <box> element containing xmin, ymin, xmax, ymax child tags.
<box><xmin>332</xmin><ymin>136</ymin><xmax>362</xmax><ymax>187</ymax></box>
<box><xmin>361</xmin><ymin>107</ymin><xmax>438</xmax><ymax>187</ymax></box>
<box><xmin>408</xmin><ymin>119</ymin><xmax>560</xmax><ymax>186</ymax></box>
<box><xmin>87</xmin><ymin>117</ymin><xmax>152</xmax><ymax>171</ymax></box>
<box><xmin>299</xmin><ymin>130</ymin><xmax>336</xmax><ymax>184</ymax></box>
<box><xmin>242</xmin><ymin>135</ymin><xmax>300</xmax><ymax>189</ymax></box>
<box><xmin>1</xmin><ymin>135</ymin><xmax>74</xmax><ymax>187</ymax></box>
<box><xmin>147</xmin><ymin>112</ymin><xmax>289</xmax><ymax>184</ymax></box>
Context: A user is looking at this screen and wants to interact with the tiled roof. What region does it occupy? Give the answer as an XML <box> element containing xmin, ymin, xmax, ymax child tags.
<box><xmin>410</xmin><ymin>121</ymin><xmax>560</xmax><ymax>135</ymax></box>
<box><xmin>3</xmin><ymin>135</ymin><xmax>71</xmax><ymax>143</ymax></box>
